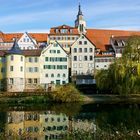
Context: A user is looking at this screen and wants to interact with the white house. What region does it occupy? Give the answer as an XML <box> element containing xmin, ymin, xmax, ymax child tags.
<box><xmin>40</xmin><ymin>41</ymin><xmax>69</xmax><ymax>89</ymax></box>
<box><xmin>71</xmin><ymin>34</ymin><xmax>95</xmax><ymax>84</ymax></box>
<box><xmin>71</xmin><ymin>34</ymin><xmax>95</xmax><ymax>76</ymax></box>
<box><xmin>18</xmin><ymin>32</ymin><xmax>37</xmax><ymax>50</ymax></box>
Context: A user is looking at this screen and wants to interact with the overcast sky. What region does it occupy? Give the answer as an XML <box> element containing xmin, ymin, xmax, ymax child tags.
<box><xmin>0</xmin><ymin>0</ymin><xmax>140</xmax><ymax>33</ymax></box>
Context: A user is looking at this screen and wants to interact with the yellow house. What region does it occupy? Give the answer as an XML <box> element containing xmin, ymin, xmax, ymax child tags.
<box><xmin>24</xmin><ymin>50</ymin><xmax>41</xmax><ymax>91</ymax></box>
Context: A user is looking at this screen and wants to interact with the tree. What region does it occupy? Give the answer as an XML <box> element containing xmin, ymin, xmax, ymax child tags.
<box><xmin>96</xmin><ymin>35</ymin><xmax>140</xmax><ymax>95</ymax></box>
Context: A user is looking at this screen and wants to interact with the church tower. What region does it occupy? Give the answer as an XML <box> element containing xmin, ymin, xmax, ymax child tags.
<box><xmin>75</xmin><ymin>3</ymin><xmax>86</xmax><ymax>34</ymax></box>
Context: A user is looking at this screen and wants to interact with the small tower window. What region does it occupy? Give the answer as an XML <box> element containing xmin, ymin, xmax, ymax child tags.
<box><xmin>11</xmin><ymin>55</ymin><xmax>14</xmax><ymax>61</ymax></box>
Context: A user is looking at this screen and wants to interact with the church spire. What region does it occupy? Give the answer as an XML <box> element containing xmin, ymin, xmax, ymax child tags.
<box><xmin>78</xmin><ymin>3</ymin><xmax>83</xmax><ymax>15</ymax></box>
<box><xmin>75</xmin><ymin>3</ymin><xmax>86</xmax><ymax>34</ymax></box>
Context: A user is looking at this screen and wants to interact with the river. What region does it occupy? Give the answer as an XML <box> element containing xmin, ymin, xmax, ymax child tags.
<box><xmin>0</xmin><ymin>103</ymin><xmax>140</xmax><ymax>139</ymax></box>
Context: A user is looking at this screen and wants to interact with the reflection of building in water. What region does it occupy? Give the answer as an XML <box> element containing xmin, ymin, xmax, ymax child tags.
<box><xmin>24</xmin><ymin>112</ymin><xmax>41</xmax><ymax>140</ymax></box>
<box><xmin>6</xmin><ymin>111</ymin><xmax>41</xmax><ymax>140</ymax></box>
<box><xmin>40</xmin><ymin>111</ymin><xmax>69</xmax><ymax>140</ymax></box>
<box><xmin>6</xmin><ymin>111</ymin><xmax>69</xmax><ymax>140</ymax></box>
<box><xmin>71</xmin><ymin>119</ymin><xmax>96</xmax><ymax>132</ymax></box>
<box><xmin>6</xmin><ymin>111</ymin><xmax>25</xmax><ymax>137</ymax></box>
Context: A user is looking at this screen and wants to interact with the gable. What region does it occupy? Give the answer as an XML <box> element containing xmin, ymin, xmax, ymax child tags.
<box><xmin>71</xmin><ymin>34</ymin><xmax>95</xmax><ymax>49</ymax></box>
<box><xmin>41</xmin><ymin>42</ymin><xmax>68</xmax><ymax>57</ymax></box>
<box><xmin>18</xmin><ymin>32</ymin><xmax>37</xmax><ymax>45</ymax></box>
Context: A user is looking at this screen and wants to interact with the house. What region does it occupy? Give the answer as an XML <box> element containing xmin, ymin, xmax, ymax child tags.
<box><xmin>6</xmin><ymin>39</ymin><xmax>25</xmax><ymax>92</ymax></box>
<box><xmin>71</xmin><ymin>34</ymin><xmax>95</xmax><ymax>84</ymax></box>
<box><xmin>0</xmin><ymin>32</ymin><xmax>48</xmax><ymax>50</ymax></box>
<box><xmin>48</xmin><ymin>25</ymin><xmax>79</xmax><ymax>52</ymax></box>
<box><xmin>110</xmin><ymin>36</ymin><xmax>128</xmax><ymax>58</ymax></box>
<box><xmin>17</xmin><ymin>32</ymin><xmax>37</xmax><ymax>50</ymax></box>
<box><xmin>40</xmin><ymin>41</ymin><xmax>69</xmax><ymax>90</ymax></box>
<box><xmin>24</xmin><ymin>50</ymin><xmax>41</xmax><ymax>91</ymax></box>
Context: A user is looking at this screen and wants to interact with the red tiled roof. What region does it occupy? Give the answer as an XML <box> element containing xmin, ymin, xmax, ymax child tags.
<box><xmin>86</xmin><ymin>29</ymin><xmax>140</xmax><ymax>51</ymax></box>
<box><xmin>29</xmin><ymin>33</ymin><xmax>48</xmax><ymax>42</ymax></box>
<box><xmin>49</xmin><ymin>24</ymin><xmax>79</xmax><ymax>35</ymax></box>
<box><xmin>2</xmin><ymin>33</ymin><xmax>48</xmax><ymax>43</ymax></box>
<box><xmin>3</xmin><ymin>33</ymin><xmax>23</xmax><ymax>42</ymax></box>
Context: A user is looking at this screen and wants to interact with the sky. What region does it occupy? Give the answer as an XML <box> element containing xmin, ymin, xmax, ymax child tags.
<box><xmin>0</xmin><ymin>0</ymin><xmax>140</xmax><ymax>33</ymax></box>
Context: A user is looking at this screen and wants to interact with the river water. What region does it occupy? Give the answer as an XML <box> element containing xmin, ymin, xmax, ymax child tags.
<box><xmin>0</xmin><ymin>103</ymin><xmax>140</xmax><ymax>140</ymax></box>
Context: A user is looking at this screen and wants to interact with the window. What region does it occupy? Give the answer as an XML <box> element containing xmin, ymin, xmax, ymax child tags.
<box><xmin>51</xmin><ymin>81</ymin><xmax>54</xmax><ymax>84</ymax></box>
<box><xmin>79</xmin><ymin>63</ymin><xmax>82</xmax><ymax>68</ymax></box>
<box><xmin>56</xmin><ymin>80</ymin><xmax>60</xmax><ymax>85</ymax></box>
<box><xmin>79</xmin><ymin>48</ymin><xmax>82</xmax><ymax>52</ymax></box>
<box><xmin>20</xmin><ymin>66</ymin><xmax>23</xmax><ymax>72</ymax></box>
<box><xmin>84</xmin><ymin>56</ymin><xmax>88</xmax><ymax>61</ymax></box>
<box><xmin>27</xmin><ymin>38</ymin><xmax>29</xmax><ymax>42</ymax></box>
<box><xmin>63</xmin><ymin>74</ymin><xmax>66</xmax><ymax>77</ymax></box>
<box><xmin>29</xmin><ymin>67</ymin><xmax>33</xmax><ymax>72</ymax></box>
<box><xmin>84</xmin><ymin>48</ymin><xmax>87</xmax><ymax>52</ymax></box>
<box><xmin>45</xmin><ymin>74</ymin><xmax>48</xmax><ymax>77</ymax></box>
<box><xmin>56</xmin><ymin>29</ymin><xmax>59</xmax><ymax>33</ymax></box>
<box><xmin>61</xmin><ymin>29</ymin><xmax>68</xmax><ymax>33</ymax></box>
<box><xmin>11</xmin><ymin>55</ymin><xmax>14</xmax><ymax>61</ymax></box>
<box><xmin>84</xmin><ymin>41</ymin><xmax>87</xmax><ymax>45</ymax></box>
<box><xmin>89</xmin><ymin>48</ymin><xmax>93</xmax><ymax>52</ymax></box>
<box><xmin>21</xmin><ymin>56</ymin><xmax>23</xmax><ymax>61</ymax></box>
<box><xmin>9</xmin><ymin>78</ymin><xmax>14</xmax><ymax>84</ymax></box>
<box><xmin>70</xmin><ymin>29</ymin><xmax>73</xmax><ymax>33</ymax></box>
<box><xmin>45</xmin><ymin>57</ymin><xmax>48</xmax><ymax>61</ymax></box>
<box><xmin>57</xmin><ymin>74</ymin><xmax>60</xmax><ymax>77</ymax></box>
<box><xmin>73</xmin><ymin>64</ymin><xmax>77</xmax><ymax>68</ymax></box>
<box><xmin>34</xmin><ymin>67</ymin><xmax>38</xmax><ymax>72</ymax></box>
<box><xmin>10</xmin><ymin>66</ymin><xmax>13</xmax><ymax>71</ymax></box>
<box><xmin>34</xmin><ymin>57</ymin><xmax>38</xmax><ymax>62</ymax></box>
<box><xmin>79</xmin><ymin>41</ymin><xmax>82</xmax><ymax>45</ymax></box>
<box><xmin>62</xmin><ymin>81</ymin><xmax>66</xmax><ymax>84</ymax></box>
<box><xmin>74</xmin><ymin>48</ymin><xmax>77</xmax><ymax>53</ymax></box>
<box><xmin>90</xmin><ymin>56</ymin><xmax>93</xmax><ymax>61</ymax></box>
<box><xmin>34</xmin><ymin>79</ymin><xmax>38</xmax><ymax>84</ymax></box>
<box><xmin>51</xmin><ymin>74</ymin><xmax>54</xmax><ymax>77</ymax></box>
<box><xmin>28</xmin><ymin>78</ymin><xmax>32</xmax><ymax>84</ymax></box>
<box><xmin>79</xmin><ymin>55</ymin><xmax>82</xmax><ymax>61</ymax></box>
<box><xmin>57</xmin><ymin>50</ymin><xmax>60</xmax><ymax>53</ymax></box>
<box><xmin>29</xmin><ymin>57</ymin><xmax>32</xmax><ymax>62</ymax></box>
<box><xmin>88</xmin><ymin>63</ymin><xmax>92</xmax><ymax>68</ymax></box>
<box><xmin>74</xmin><ymin>56</ymin><xmax>77</xmax><ymax>61</ymax></box>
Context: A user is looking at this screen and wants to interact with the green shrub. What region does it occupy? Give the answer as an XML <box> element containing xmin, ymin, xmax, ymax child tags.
<box><xmin>51</xmin><ymin>84</ymin><xmax>82</xmax><ymax>102</ymax></box>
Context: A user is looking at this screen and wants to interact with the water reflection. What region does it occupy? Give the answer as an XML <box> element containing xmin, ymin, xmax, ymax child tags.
<box><xmin>0</xmin><ymin>103</ymin><xmax>140</xmax><ymax>139</ymax></box>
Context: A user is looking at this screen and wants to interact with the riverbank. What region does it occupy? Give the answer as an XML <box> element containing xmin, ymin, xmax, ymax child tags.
<box><xmin>0</xmin><ymin>92</ymin><xmax>140</xmax><ymax>104</ymax></box>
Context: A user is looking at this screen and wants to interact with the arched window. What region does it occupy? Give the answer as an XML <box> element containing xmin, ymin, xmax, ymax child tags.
<box><xmin>51</xmin><ymin>74</ymin><xmax>54</xmax><ymax>77</ymax></box>
<box><xmin>63</xmin><ymin>74</ymin><xmax>66</xmax><ymax>77</ymax></box>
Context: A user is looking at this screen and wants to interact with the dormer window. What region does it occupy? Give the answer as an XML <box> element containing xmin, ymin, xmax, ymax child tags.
<box><xmin>70</xmin><ymin>29</ymin><xmax>73</xmax><ymax>33</ymax></box>
<box><xmin>56</xmin><ymin>29</ymin><xmax>59</xmax><ymax>33</ymax></box>
<box><xmin>61</xmin><ymin>29</ymin><xmax>68</xmax><ymax>33</ymax></box>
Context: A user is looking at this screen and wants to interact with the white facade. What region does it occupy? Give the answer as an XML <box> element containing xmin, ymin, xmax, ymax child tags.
<box><xmin>71</xmin><ymin>35</ymin><xmax>95</xmax><ymax>76</ymax></box>
<box><xmin>40</xmin><ymin>42</ymin><xmax>69</xmax><ymax>88</ymax></box>
<box><xmin>18</xmin><ymin>32</ymin><xmax>37</xmax><ymax>50</ymax></box>
<box><xmin>95</xmin><ymin>56</ymin><xmax>114</xmax><ymax>70</ymax></box>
